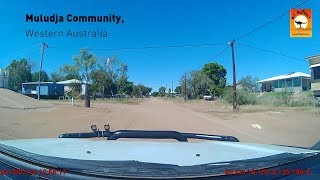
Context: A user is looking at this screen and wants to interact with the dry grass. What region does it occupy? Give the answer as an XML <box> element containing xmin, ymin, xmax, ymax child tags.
<box><xmin>92</xmin><ymin>98</ymin><xmax>145</xmax><ymax>104</ymax></box>
<box><xmin>45</xmin><ymin>98</ymin><xmax>145</xmax><ymax>106</ymax></box>
<box><xmin>165</xmin><ymin>96</ymin><xmax>320</xmax><ymax>114</ymax></box>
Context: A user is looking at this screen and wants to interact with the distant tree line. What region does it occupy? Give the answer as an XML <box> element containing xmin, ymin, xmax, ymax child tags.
<box><xmin>151</xmin><ymin>62</ymin><xmax>261</xmax><ymax>103</ymax></box>
<box><xmin>149</xmin><ymin>62</ymin><xmax>227</xmax><ymax>99</ymax></box>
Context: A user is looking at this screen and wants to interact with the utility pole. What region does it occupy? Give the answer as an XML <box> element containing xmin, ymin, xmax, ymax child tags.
<box><xmin>171</xmin><ymin>81</ymin><xmax>173</xmax><ymax>99</ymax></box>
<box><xmin>166</xmin><ymin>84</ymin><xmax>167</xmax><ymax>96</ymax></box>
<box><xmin>38</xmin><ymin>42</ymin><xmax>48</xmax><ymax>100</ymax></box>
<box><xmin>230</xmin><ymin>40</ymin><xmax>237</xmax><ymax>110</ymax></box>
<box><xmin>184</xmin><ymin>73</ymin><xmax>187</xmax><ymax>101</ymax></box>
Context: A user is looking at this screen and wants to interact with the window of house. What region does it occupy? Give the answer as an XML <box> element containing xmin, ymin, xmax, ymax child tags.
<box><xmin>272</xmin><ymin>80</ymin><xmax>278</xmax><ymax>88</ymax></box>
<box><xmin>279</xmin><ymin>79</ymin><xmax>285</xmax><ymax>88</ymax></box>
<box><xmin>293</xmin><ymin>77</ymin><xmax>301</xmax><ymax>87</ymax></box>
<box><xmin>285</xmin><ymin>78</ymin><xmax>292</xmax><ymax>87</ymax></box>
<box><xmin>312</xmin><ymin>66</ymin><xmax>320</xmax><ymax>80</ymax></box>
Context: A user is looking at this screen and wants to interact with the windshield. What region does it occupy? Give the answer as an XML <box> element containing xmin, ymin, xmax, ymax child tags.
<box><xmin>0</xmin><ymin>0</ymin><xmax>319</xmax><ymax>178</ymax></box>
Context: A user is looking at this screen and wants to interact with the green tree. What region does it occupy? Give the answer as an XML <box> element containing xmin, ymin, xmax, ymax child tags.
<box><xmin>180</xmin><ymin>70</ymin><xmax>212</xmax><ymax>99</ymax></box>
<box><xmin>90</xmin><ymin>69</ymin><xmax>107</xmax><ymax>98</ymax></box>
<box><xmin>59</xmin><ymin>64</ymin><xmax>81</xmax><ymax>80</ymax></box>
<box><xmin>99</xmin><ymin>56</ymin><xmax>120</xmax><ymax>97</ymax></box>
<box><xmin>116</xmin><ymin>63</ymin><xmax>129</xmax><ymax>94</ymax></box>
<box><xmin>6</xmin><ymin>59</ymin><xmax>32</xmax><ymax>92</ymax></box>
<box><xmin>202</xmin><ymin>62</ymin><xmax>227</xmax><ymax>97</ymax></box>
<box><xmin>123</xmin><ymin>82</ymin><xmax>134</xmax><ymax>96</ymax></box>
<box><xmin>117</xmin><ymin>63</ymin><xmax>128</xmax><ymax>77</ymax></box>
<box><xmin>142</xmin><ymin>86</ymin><xmax>152</xmax><ymax>97</ymax></box>
<box><xmin>175</xmin><ymin>86</ymin><xmax>181</xmax><ymax>94</ymax></box>
<box><xmin>151</xmin><ymin>92</ymin><xmax>159</xmax><ymax>97</ymax></box>
<box><xmin>73</xmin><ymin>48</ymin><xmax>97</xmax><ymax>99</ymax></box>
<box><xmin>50</xmin><ymin>72</ymin><xmax>64</xmax><ymax>82</ymax></box>
<box><xmin>104</xmin><ymin>56</ymin><xmax>119</xmax><ymax>82</ymax></box>
<box><xmin>32</xmin><ymin>71</ymin><xmax>49</xmax><ymax>82</ymax></box>
<box><xmin>180</xmin><ymin>75</ymin><xmax>188</xmax><ymax>98</ymax></box>
<box><xmin>132</xmin><ymin>85</ymin><xmax>140</xmax><ymax>97</ymax></box>
<box><xmin>159</xmin><ymin>86</ymin><xmax>166</xmax><ymax>97</ymax></box>
<box><xmin>191</xmin><ymin>70</ymin><xmax>212</xmax><ymax>97</ymax></box>
<box><xmin>133</xmin><ymin>84</ymin><xmax>152</xmax><ymax>98</ymax></box>
<box><xmin>238</xmin><ymin>75</ymin><xmax>259</xmax><ymax>92</ymax></box>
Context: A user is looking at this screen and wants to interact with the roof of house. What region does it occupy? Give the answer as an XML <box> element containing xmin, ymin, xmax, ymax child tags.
<box><xmin>256</xmin><ymin>72</ymin><xmax>311</xmax><ymax>83</ymax></box>
<box><xmin>22</xmin><ymin>82</ymin><xmax>55</xmax><ymax>85</ymax></box>
<box><xmin>305</xmin><ymin>54</ymin><xmax>320</xmax><ymax>60</ymax></box>
<box><xmin>56</xmin><ymin>79</ymin><xmax>91</xmax><ymax>85</ymax></box>
<box><xmin>57</xmin><ymin>79</ymin><xmax>82</xmax><ymax>84</ymax></box>
<box><xmin>310</xmin><ymin>64</ymin><xmax>320</xmax><ymax>68</ymax></box>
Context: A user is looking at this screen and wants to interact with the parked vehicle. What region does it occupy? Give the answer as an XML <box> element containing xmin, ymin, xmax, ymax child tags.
<box><xmin>204</xmin><ymin>95</ymin><xmax>213</xmax><ymax>101</ymax></box>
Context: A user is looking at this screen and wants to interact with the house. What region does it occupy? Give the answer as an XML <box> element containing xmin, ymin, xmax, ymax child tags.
<box><xmin>256</xmin><ymin>72</ymin><xmax>311</xmax><ymax>92</ymax></box>
<box><xmin>21</xmin><ymin>82</ymin><xmax>64</xmax><ymax>98</ymax></box>
<box><xmin>0</xmin><ymin>68</ymin><xmax>9</xmax><ymax>89</ymax></box>
<box><xmin>306</xmin><ymin>54</ymin><xmax>320</xmax><ymax>97</ymax></box>
<box><xmin>169</xmin><ymin>90</ymin><xmax>177</xmax><ymax>94</ymax></box>
<box><xmin>57</xmin><ymin>79</ymin><xmax>90</xmax><ymax>97</ymax></box>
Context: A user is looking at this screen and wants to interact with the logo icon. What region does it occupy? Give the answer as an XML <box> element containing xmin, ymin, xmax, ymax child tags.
<box><xmin>290</xmin><ymin>9</ymin><xmax>312</xmax><ymax>37</ymax></box>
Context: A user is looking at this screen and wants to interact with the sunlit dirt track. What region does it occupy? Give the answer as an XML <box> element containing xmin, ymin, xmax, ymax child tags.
<box><xmin>1</xmin><ymin>98</ymin><xmax>319</xmax><ymax>148</ymax></box>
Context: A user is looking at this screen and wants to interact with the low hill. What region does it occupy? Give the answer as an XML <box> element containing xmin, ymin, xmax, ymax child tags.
<box><xmin>0</xmin><ymin>89</ymin><xmax>53</xmax><ymax>109</ymax></box>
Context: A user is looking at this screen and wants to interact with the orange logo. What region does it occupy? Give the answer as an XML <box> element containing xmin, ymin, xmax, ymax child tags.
<box><xmin>290</xmin><ymin>9</ymin><xmax>312</xmax><ymax>38</ymax></box>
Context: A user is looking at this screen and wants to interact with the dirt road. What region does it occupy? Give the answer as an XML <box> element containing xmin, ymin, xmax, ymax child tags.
<box><xmin>0</xmin><ymin>98</ymin><xmax>319</xmax><ymax>147</ymax></box>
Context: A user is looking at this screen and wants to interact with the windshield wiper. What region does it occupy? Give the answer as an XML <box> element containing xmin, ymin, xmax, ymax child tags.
<box><xmin>58</xmin><ymin>124</ymin><xmax>240</xmax><ymax>142</ymax></box>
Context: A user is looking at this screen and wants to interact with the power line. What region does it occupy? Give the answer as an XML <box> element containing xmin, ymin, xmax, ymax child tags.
<box><xmin>11</xmin><ymin>42</ymin><xmax>41</xmax><ymax>57</ymax></box>
<box><xmin>46</xmin><ymin>0</ymin><xmax>309</xmax><ymax>67</ymax></box>
<box><xmin>237</xmin><ymin>43</ymin><xmax>308</xmax><ymax>63</ymax></box>
<box><xmin>3</xmin><ymin>42</ymin><xmax>41</xmax><ymax>61</ymax></box>
<box><xmin>5</xmin><ymin>1</ymin><xmax>310</xmax><ymax>62</ymax></box>
<box><xmin>235</xmin><ymin>0</ymin><xmax>310</xmax><ymax>41</ymax></box>
<box><xmin>48</xmin><ymin>42</ymin><xmax>227</xmax><ymax>51</ymax></box>
<box><xmin>194</xmin><ymin>45</ymin><xmax>230</xmax><ymax>71</ymax></box>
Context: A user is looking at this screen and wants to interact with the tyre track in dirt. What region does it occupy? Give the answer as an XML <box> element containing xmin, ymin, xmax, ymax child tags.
<box><xmin>105</xmin><ymin>98</ymin><xmax>269</xmax><ymax>144</ymax></box>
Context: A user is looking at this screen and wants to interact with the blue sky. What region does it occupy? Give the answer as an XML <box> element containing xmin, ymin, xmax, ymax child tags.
<box><xmin>0</xmin><ymin>0</ymin><xmax>319</xmax><ymax>91</ymax></box>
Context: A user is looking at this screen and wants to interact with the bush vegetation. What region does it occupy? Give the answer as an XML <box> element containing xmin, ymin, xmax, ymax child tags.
<box><xmin>222</xmin><ymin>88</ymin><xmax>317</xmax><ymax>108</ymax></box>
<box><xmin>223</xmin><ymin>89</ymin><xmax>257</xmax><ymax>106</ymax></box>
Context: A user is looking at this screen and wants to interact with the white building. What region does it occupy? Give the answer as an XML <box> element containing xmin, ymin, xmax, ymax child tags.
<box><xmin>256</xmin><ymin>72</ymin><xmax>311</xmax><ymax>92</ymax></box>
<box><xmin>57</xmin><ymin>79</ymin><xmax>90</xmax><ymax>95</ymax></box>
<box><xmin>0</xmin><ymin>68</ymin><xmax>9</xmax><ymax>89</ymax></box>
<box><xmin>306</xmin><ymin>54</ymin><xmax>320</xmax><ymax>97</ymax></box>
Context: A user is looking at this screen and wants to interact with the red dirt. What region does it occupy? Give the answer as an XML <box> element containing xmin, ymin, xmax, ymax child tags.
<box><xmin>0</xmin><ymin>98</ymin><xmax>319</xmax><ymax>147</ymax></box>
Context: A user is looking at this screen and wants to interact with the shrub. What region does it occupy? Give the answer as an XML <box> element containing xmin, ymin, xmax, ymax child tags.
<box><xmin>277</xmin><ymin>89</ymin><xmax>293</xmax><ymax>106</ymax></box>
<box><xmin>222</xmin><ymin>89</ymin><xmax>233</xmax><ymax>103</ymax></box>
<box><xmin>237</xmin><ymin>90</ymin><xmax>258</xmax><ymax>105</ymax></box>
<box><xmin>289</xmin><ymin>100</ymin><xmax>310</xmax><ymax>107</ymax></box>
<box><xmin>151</xmin><ymin>92</ymin><xmax>159</xmax><ymax>97</ymax></box>
<box><xmin>223</xmin><ymin>89</ymin><xmax>257</xmax><ymax>106</ymax></box>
